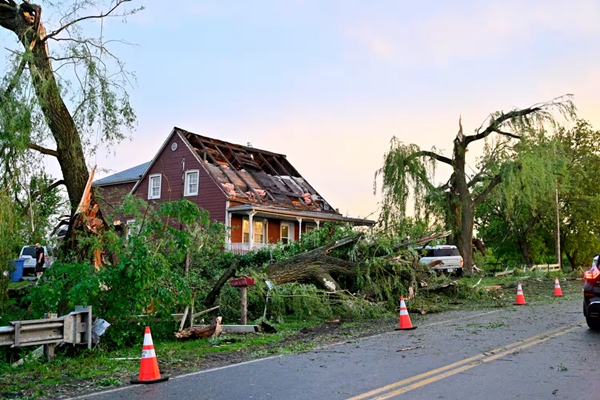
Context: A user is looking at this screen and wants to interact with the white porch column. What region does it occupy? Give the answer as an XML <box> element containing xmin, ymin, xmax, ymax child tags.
<box><xmin>226</xmin><ymin>211</ymin><xmax>232</xmax><ymax>251</ymax></box>
<box><xmin>316</xmin><ymin>220</ymin><xmax>320</xmax><ymax>229</ymax></box>
<box><xmin>297</xmin><ymin>217</ymin><xmax>303</xmax><ymax>240</ymax></box>
<box><xmin>248</xmin><ymin>211</ymin><xmax>256</xmax><ymax>249</ymax></box>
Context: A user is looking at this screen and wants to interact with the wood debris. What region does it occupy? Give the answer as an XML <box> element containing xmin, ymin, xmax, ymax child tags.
<box><xmin>174</xmin><ymin>316</ymin><xmax>222</xmax><ymax>340</ymax></box>
<box><xmin>396</xmin><ymin>345</ymin><xmax>424</xmax><ymax>352</ymax></box>
<box><xmin>485</xmin><ymin>285</ymin><xmax>503</xmax><ymax>291</ymax></box>
<box><xmin>422</xmin><ymin>281</ymin><xmax>458</xmax><ymax>291</ymax></box>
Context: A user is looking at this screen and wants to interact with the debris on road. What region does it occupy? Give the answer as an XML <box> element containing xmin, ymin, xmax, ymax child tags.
<box><xmin>396</xmin><ymin>345</ymin><xmax>424</xmax><ymax>352</ymax></box>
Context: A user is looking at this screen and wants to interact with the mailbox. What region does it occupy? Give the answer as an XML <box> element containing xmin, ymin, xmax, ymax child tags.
<box><xmin>229</xmin><ymin>277</ymin><xmax>255</xmax><ymax>287</ymax></box>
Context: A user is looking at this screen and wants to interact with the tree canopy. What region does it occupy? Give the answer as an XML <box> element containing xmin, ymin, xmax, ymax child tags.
<box><xmin>0</xmin><ymin>0</ymin><xmax>141</xmax><ymax>216</ymax></box>
<box><xmin>376</xmin><ymin>96</ymin><xmax>575</xmax><ymax>275</ymax></box>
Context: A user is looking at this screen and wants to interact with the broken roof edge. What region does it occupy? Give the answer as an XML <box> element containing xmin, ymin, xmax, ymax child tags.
<box><xmin>174</xmin><ymin>126</ymin><xmax>288</xmax><ymax>159</ymax></box>
<box><xmin>227</xmin><ymin>204</ymin><xmax>376</xmax><ymax>226</ymax></box>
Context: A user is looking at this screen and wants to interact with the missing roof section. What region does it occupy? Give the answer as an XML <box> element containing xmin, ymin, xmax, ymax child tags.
<box><xmin>178</xmin><ymin>127</ymin><xmax>336</xmax><ymax>213</ymax></box>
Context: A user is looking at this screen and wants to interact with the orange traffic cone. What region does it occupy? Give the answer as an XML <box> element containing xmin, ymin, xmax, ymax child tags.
<box><xmin>131</xmin><ymin>326</ymin><xmax>169</xmax><ymax>384</ymax></box>
<box><xmin>515</xmin><ymin>282</ymin><xmax>526</xmax><ymax>305</ymax></box>
<box><xmin>395</xmin><ymin>297</ymin><xmax>417</xmax><ymax>331</ymax></box>
<box><xmin>553</xmin><ymin>277</ymin><xmax>563</xmax><ymax>297</ymax></box>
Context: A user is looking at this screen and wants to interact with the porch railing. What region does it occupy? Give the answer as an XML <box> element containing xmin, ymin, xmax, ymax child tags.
<box><xmin>228</xmin><ymin>242</ymin><xmax>277</xmax><ymax>255</ymax></box>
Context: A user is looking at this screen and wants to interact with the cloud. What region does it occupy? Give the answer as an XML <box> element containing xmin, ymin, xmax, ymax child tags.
<box><xmin>345</xmin><ymin>0</ymin><xmax>600</xmax><ymax>66</ymax></box>
<box><xmin>345</xmin><ymin>28</ymin><xmax>397</xmax><ymax>60</ymax></box>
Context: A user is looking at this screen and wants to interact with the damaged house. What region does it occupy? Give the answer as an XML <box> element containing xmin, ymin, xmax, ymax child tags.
<box><xmin>94</xmin><ymin>127</ymin><xmax>374</xmax><ymax>253</ymax></box>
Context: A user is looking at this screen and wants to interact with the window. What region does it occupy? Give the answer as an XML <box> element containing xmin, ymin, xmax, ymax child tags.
<box><xmin>280</xmin><ymin>222</ymin><xmax>294</xmax><ymax>244</ymax></box>
<box><xmin>148</xmin><ymin>174</ymin><xmax>161</xmax><ymax>199</ymax></box>
<box><xmin>242</xmin><ymin>218</ymin><xmax>266</xmax><ymax>244</ymax></box>
<box><xmin>305</xmin><ymin>224</ymin><xmax>316</xmax><ymax>233</ymax></box>
<box><xmin>184</xmin><ymin>170</ymin><xmax>199</xmax><ymax>196</ymax></box>
<box><xmin>253</xmin><ymin>220</ymin><xmax>265</xmax><ymax>244</ymax></box>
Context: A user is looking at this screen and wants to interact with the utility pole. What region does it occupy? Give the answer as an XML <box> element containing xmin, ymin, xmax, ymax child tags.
<box><xmin>555</xmin><ymin>187</ymin><xmax>561</xmax><ymax>269</ymax></box>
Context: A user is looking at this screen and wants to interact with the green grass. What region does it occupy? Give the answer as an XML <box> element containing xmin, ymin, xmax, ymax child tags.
<box><xmin>0</xmin><ymin>318</ymin><xmax>325</xmax><ymax>398</ymax></box>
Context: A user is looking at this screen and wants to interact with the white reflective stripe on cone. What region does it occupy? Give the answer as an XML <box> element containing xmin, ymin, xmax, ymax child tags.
<box><xmin>141</xmin><ymin>349</ymin><xmax>156</xmax><ymax>358</ymax></box>
<box><xmin>143</xmin><ymin>333</ymin><xmax>153</xmax><ymax>346</ymax></box>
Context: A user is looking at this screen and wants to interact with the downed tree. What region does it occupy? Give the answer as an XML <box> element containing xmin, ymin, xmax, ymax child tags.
<box><xmin>175</xmin><ymin>316</ymin><xmax>222</xmax><ymax>340</ymax></box>
<box><xmin>266</xmin><ymin>235</ymin><xmax>360</xmax><ymax>291</ymax></box>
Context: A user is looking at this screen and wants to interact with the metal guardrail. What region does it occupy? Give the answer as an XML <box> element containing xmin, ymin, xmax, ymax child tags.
<box><xmin>0</xmin><ymin>306</ymin><xmax>93</xmax><ymax>359</ymax></box>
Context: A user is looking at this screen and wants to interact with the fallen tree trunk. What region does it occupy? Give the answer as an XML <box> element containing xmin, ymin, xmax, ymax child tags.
<box><xmin>267</xmin><ymin>253</ymin><xmax>359</xmax><ymax>291</ymax></box>
<box><xmin>266</xmin><ymin>236</ymin><xmax>360</xmax><ymax>291</ymax></box>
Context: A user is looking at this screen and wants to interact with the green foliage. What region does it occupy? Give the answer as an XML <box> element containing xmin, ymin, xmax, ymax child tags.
<box><xmin>376</xmin><ymin>98</ymin><xmax>575</xmax><ymax>268</ymax></box>
<box><xmin>475</xmin><ymin>132</ymin><xmax>562</xmax><ymax>265</ymax></box>
<box><xmin>27</xmin><ymin>197</ymin><xmax>217</xmax><ymax>347</ymax></box>
<box><xmin>555</xmin><ymin>120</ymin><xmax>600</xmax><ymax>267</ymax></box>
<box><xmin>476</xmin><ymin>119</ymin><xmax>600</xmax><ymax>268</ymax></box>
<box><xmin>375</xmin><ymin>139</ymin><xmax>440</xmax><ymax>233</ymax></box>
<box><xmin>0</xmin><ymin>188</ymin><xmax>23</xmax><ymax>312</ymax></box>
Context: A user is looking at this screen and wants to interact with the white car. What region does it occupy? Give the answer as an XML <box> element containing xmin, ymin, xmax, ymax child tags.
<box><xmin>19</xmin><ymin>245</ymin><xmax>52</xmax><ymax>273</ymax></box>
<box><xmin>418</xmin><ymin>245</ymin><xmax>463</xmax><ymax>273</ymax></box>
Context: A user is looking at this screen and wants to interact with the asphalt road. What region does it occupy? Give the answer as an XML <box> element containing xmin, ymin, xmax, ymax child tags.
<box><xmin>70</xmin><ymin>298</ymin><xmax>600</xmax><ymax>400</ymax></box>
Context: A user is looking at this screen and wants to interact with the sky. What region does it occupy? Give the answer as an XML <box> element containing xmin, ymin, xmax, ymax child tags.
<box><xmin>5</xmin><ymin>0</ymin><xmax>600</xmax><ymax>220</ymax></box>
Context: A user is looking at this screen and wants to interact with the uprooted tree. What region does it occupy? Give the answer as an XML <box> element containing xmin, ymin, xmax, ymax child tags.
<box><xmin>0</xmin><ymin>1</ymin><xmax>139</xmax><ymax>228</ymax></box>
<box><xmin>376</xmin><ymin>97</ymin><xmax>576</xmax><ymax>276</ymax></box>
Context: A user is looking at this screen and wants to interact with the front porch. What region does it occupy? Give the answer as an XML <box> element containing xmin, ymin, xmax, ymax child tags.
<box><xmin>224</xmin><ymin>204</ymin><xmax>375</xmax><ymax>255</ymax></box>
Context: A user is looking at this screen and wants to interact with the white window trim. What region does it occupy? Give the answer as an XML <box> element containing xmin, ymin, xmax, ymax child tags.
<box><xmin>184</xmin><ymin>170</ymin><xmax>199</xmax><ymax>196</ymax></box>
<box><xmin>148</xmin><ymin>174</ymin><xmax>162</xmax><ymax>200</ymax></box>
<box><xmin>242</xmin><ymin>218</ymin><xmax>266</xmax><ymax>244</ymax></box>
<box><xmin>280</xmin><ymin>222</ymin><xmax>294</xmax><ymax>244</ymax></box>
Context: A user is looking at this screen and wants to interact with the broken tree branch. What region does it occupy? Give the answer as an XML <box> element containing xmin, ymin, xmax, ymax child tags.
<box><xmin>28</xmin><ymin>143</ymin><xmax>59</xmax><ymax>157</ymax></box>
<box><xmin>175</xmin><ymin>316</ymin><xmax>222</xmax><ymax>340</ymax></box>
<box><xmin>465</xmin><ymin>107</ymin><xmax>541</xmax><ymax>145</ymax></box>
<box><xmin>473</xmin><ymin>173</ymin><xmax>503</xmax><ymax>207</ymax></box>
<box><xmin>492</xmin><ymin>128</ymin><xmax>521</xmax><ymax>140</ymax></box>
<box><xmin>203</xmin><ymin>260</ymin><xmax>239</xmax><ymax>306</ymax></box>
<box><xmin>21</xmin><ymin>179</ymin><xmax>65</xmax><ymax>216</ymax></box>
<box><xmin>43</xmin><ymin>0</ymin><xmax>131</xmax><ymax>42</ymax></box>
<box><xmin>410</xmin><ymin>150</ymin><xmax>453</xmax><ymax>166</ymax></box>
<box><xmin>192</xmin><ymin>306</ymin><xmax>219</xmax><ymax>319</ymax></box>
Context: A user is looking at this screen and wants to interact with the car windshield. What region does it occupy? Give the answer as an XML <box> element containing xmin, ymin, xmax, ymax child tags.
<box><xmin>21</xmin><ymin>246</ymin><xmax>36</xmax><ymax>257</ymax></box>
<box><xmin>434</xmin><ymin>248</ymin><xmax>460</xmax><ymax>257</ymax></box>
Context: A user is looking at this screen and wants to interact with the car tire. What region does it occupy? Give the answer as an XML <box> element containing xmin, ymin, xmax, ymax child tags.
<box><xmin>586</xmin><ymin>316</ymin><xmax>600</xmax><ymax>331</ymax></box>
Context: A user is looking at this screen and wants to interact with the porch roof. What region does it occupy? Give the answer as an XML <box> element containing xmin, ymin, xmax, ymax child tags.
<box><xmin>227</xmin><ymin>204</ymin><xmax>375</xmax><ymax>226</ymax></box>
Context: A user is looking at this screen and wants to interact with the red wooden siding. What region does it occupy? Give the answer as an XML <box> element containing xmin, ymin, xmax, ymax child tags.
<box><xmin>134</xmin><ymin>132</ymin><xmax>227</xmax><ymax>223</ymax></box>
<box><xmin>267</xmin><ymin>219</ymin><xmax>280</xmax><ymax>244</ymax></box>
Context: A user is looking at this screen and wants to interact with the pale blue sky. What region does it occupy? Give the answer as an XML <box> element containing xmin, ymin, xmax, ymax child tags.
<box><xmin>10</xmin><ymin>1</ymin><xmax>600</xmax><ymax>218</ymax></box>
